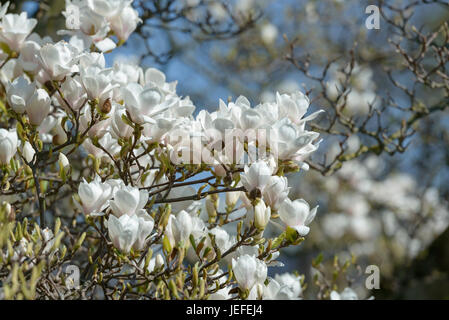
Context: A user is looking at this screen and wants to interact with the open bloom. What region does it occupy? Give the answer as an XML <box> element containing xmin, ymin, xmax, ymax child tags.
<box><xmin>263</xmin><ymin>175</ymin><xmax>290</xmax><ymax>211</ymax></box>
<box><xmin>0</xmin><ymin>128</ymin><xmax>18</xmax><ymax>165</ymax></box>
<box><xmin>232</xmin><ymin>254</ymin><xmax>267</xmax><ymax>291</ymax></box>
<box><xmin>37</xmin><ymin>41</ymin><xmax>79</xmax><ymax>81</ymax></box>
<box><xmin>270</xmin><ymin>118</ymin><xmax>320</xmax><ymax>161</ymax></box>
<box><xmin>278</xmin><ymin>198</ymin><xmax>317</xmax><ymax>236</ymax></box>
<box><xmin>6</xmin><ymin>76</ymin><xmax>36</xmax><ymax>114</ymax></box>
<box><xmin>80</xmin><ymin>66</ymin><xmax>117</xmax><ymax>105</ymax></box>
<box><xmin>107</xmin><ymin>214</ymin><xmax>139</xmax><ymax>253</ymax></box>
<box><xmin>122</xmin><ymin>83</ymin><xmax>166</xmax><ymax>124</ymax></box>
<box><xmin>109</xmin><ymin>185</ymin><xmax>148</xmax><ymax>217</ymax></box>
<box><xmin>59</xmin><ymin>75</ymin><xmax>87</xmax><ymax>111</ymax></box>
<box><xmin>241</xmin><ymin>160</ymin><xmax>274</xmax><ymax>194</ymax></box>
<box><xmin>78</xmin><ymin>175</ymin><xmax>113</xmax><ymax>216</ymax></box>
<box><xmin>132</xmin><ymin>210</ymin><xmax>155</xmax><ymax>251</ymax></box>
<box><xmin>0</xmin><ymin>12</ymin><xmax>37</xmax><ymax>52</ymax></box>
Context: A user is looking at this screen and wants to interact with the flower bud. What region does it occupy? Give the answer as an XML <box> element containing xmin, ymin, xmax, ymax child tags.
<box><xmin>0</xmin><ymin>128</ymin><xmax>18</xmax><ymax>165</ymax></box>
<box><xmin>22</xmin><ymin>141</ymin><xmax>35</xmax><ymax>163</ymax></box>
<box><xmin>254</xmin><ymin>200</ymin><xmax>271</xmax><ymax>230</ymax></box>
<box><xmin>206</xmin><ymin>194</ymin><xmax>218</xmax><ymax>222</ymax></box>
<box><xmin>226</xmin><ymin>190</ymin><xmax>240</xmax><ymax>209</ymax></box>
<box><xmin>27</xmin><ymin>88</ymin><xmax>51</xmax><ymax>126</ymax></box>
<box><xmin>155</xmin><ymin>253</ymin><xmax>165</xmax><ymax>269</ymax></box>
<box><xmin>59</xmin><ymin>152</ymin><xmax>70</xmax><ymax>169</ymax></box>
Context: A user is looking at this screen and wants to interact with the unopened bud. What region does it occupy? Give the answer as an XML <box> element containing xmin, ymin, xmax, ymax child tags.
<box><xmin>254</xmin><ymin>200</ymin><xmax>270</xmax><ymax>230</ymax></box>
<box><xmin>59</xmin><ymin>153</ymin><xmax>70</xmax><ymax>169</ymax></box>
<box><xmin>155</xmin><ymin>254</ymin><xmax>164</xmax><ymax>269</ymax></box>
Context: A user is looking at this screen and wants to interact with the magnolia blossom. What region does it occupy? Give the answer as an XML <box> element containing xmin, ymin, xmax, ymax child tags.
<box><xmin>226</xmin><ymin>189</ymin><xmax>241</xmax><ymax>208</ymax></box>
<box><xmin>279</xmin><ymin>198</ymin><xmax>317</xmax><ymax>236</ymax></box>
<box><xmin>254</xmin><ymin>200</ymin><xmax>271</xmax><ymax>230</ymax></box>
<box><xmin>241</xmin><ymin>160</ymin><xmax>274</xmax><ymax>194</ymax></box>
<box><xmin>274</xmin><ymin>273</ymin><xmax>302</xmax><ymax>298</ymax></box>
<box><xmin>109</xmin><ymin>185</ymin><xmax>148</xmax><ymax>217</ymax></box>
<box><xmin>166</xmin><ymin>210</ymin><xmax>193</xmax><ymax>247</ymax></box>
<box><xmin>0</xmin><ymin>12</ymin><xmax>37</xmax><ymax>52</ymax></box>
<box><xmin>37</xmin><ymin>41</ymin><xmax>79</xmax><ymax>81</ymax></box>
<box><xmin>80</xmin><ymin>66</ymin><xmax>117</xmax><ymax>105</ymax></box>
<box><xmin>122</xmin><ymin>83</ymin><xmax>165</xmax><ymax>124</ymax></box>
<box><xmin>109</xmin><ymin>6</ymin><xmax>141</xmax><ymax>42</ymax></box>
<box><xmin>78</xmin><ymin>175</ymin><xmax>113</xmax><ymax>216</ymax></box>
<box><xmin>6</xmin><ymin>77</ymin><xmax>51</xmax><ymax>126</ymax></box>
<box><xmin>263</xmin><ymin>175</ymin><xmax>290</xmax><ymax>211</ymax></box>
<box><xmin>87</xmin><ymin>0</ymin><xmax>130</xmax><ymax>18</ymax></box>
<box><xmin>59</xmin><ymin>76</ymin><xmax>87</xmax><ymax>111</ymax></box>
<box><xmin>6</xmin><ymin>76</ymin><xmax>36</xmax><ymax>114</ymax></box>
<box><xmin>132</xmin><ymin>210</ymin><xmax>155</xmax><ymax>251</ymax></box>
<box><xmin>22</xmin><ymin>141</ymin><xmax>35</xmax><ymax>163</ymax></box>
<box><xmin>0</xmin><ymin>128</ymin><xmax>18</xmax><ymax>165</ymax></box>
<box><xmin>232</xmin><ymin>254</ymin><xmax>267</xmax><ymax>291</ymax></box>
<box><xmin>107</xmin><ymin>214</ymin><xmax>139</xmax><ymax>253</ymax></box>
<box><xmin>59</xmin><ymin>153</ymin><xmax>70</xmax><ymax>169</ymax></box>
<box><xmin>26</xmin><ymin>89</ymin><xmax>52</xmax><ymax>126</ymax></box>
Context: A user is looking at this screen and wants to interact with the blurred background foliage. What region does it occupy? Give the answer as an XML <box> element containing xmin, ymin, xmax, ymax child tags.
<box><xmin>10</xmin><ymin>0</ymin><xmax>449</xmax><ymax>299</ymax></box>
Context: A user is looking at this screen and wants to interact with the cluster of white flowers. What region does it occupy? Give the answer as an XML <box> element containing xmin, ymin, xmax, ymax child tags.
<box><xmin>0</xmin><ymin>1</ymin><xmax>325</xmax><ymax>300</ymax></box>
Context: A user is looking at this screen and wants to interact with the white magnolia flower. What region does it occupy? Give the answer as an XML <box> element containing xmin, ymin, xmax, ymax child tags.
<box><xmin>109</xmin><ymin>5</ymin><xmax>141</xmax><ymax>42</ymax></box>
<box><xmin>254</xmin><ymin>200</ymin><xmax>271</xmax><ymax>229</ymax></box>
<box><xmin>18</xmin><ymin>34</ymin><xmax>52</xmax><ymax>74</ymax></box>
<box><xmin>59</xmin><ymin>75</ymin><xmax>87</xmax><ymax>111</ymax></box>
<box><xmin>111</xmin><ymin>104</ymin><xmax>133</xmax><ymax>138</ymax></box>
<box><xmin>271</xmin><ymin>118</ymin><xmax>320</xmax><ymax>161</ymax></box>
<box><xmin>241</xmin><ymin>160</ymin><xmax>274</xmax><ymax>194</ymax></box>
<box><xmin>133</xmin><ymin>210</ymin><xmax>155</xmax><ymax>251</ymax></box>
<box><xmin>207</xmin><ymin>226</ymin><xmax>232</xmax><ymax>255</ymax></box>
<box><xmin>80</xmin><ymin>66</ymin><xmax>117</xmax><ymax>106</ymax></box>
<box><xmin>58</xmin><ymin>153</ymin><xmax>70</xmax><ymax>169</ymax></box>
<box><xmin>226</xmin><ymin>189</ymin><xmax>241</xmax><ymax>208</ymax></box>
<box><xmin>6</xmin><ymin>76</ymin><xmax>36</xmax><ymax>114</ymax></box>
<box><xmin>0</xmin><ymin>128</ymin><xmax>18</xmax><ymax>165</ymax></box>
<box><xmin>6</xmin><ymin>76</ymin><xmax>50</xmax><ymax>125</ymax></box>
<box><xmin>26</xmin><ymin>89</ymin><xmax>51</xmax><ymax>126</ymax></box>
<box><xmin>78</xmin><ymin>175</ymin><xmax>113</xmax><ymax>216</ymax></box>
<box><xmin>278</xmin><ymin>198</ymin><xmax>317</xmax><ymax>236</ymax></box>
<box><xmin>109</xmin><ymin>185</ymin><xmax>149</xmax><ymax>217</ymax></box>
<box><xmin>143</xmin><ymin>68</ymin><xmax>177</xmax><ymax>95</ymax></box>
<box><xmin>22</xmin><ymin>141</ymin><xmax>35</xmax><ymax>163</ymax></box>
<box><xmin>0</xmin><ymin>12</ymin><xmax>37</xmax><ymax>52</ymax></box>
<box><xmin>87</xmin><ymin>0</ymin><xmax>130</xmax><ymax>18</ymax></box>
<box><xmin>122</xmin><ymin>83</ymin><xmax>166</xmax><ymax>124</ymax></box>
<box><xmin>37</xmin><ymin>41</ymin><xmax>79</xmax><ymax>81</ymax></box>
<box><xmin>274</xmin><ymin>273</ymin><xmax>302</xmax><ymax>298</ymax></box>
<box><xmin>232</xmin><ymin>254</ymin><xmax>267</xmax><ymax>291</ymax></box>
<box><xmin>107</xmin><ymin>214</ymin><xmax>139</xmax><ymax>253</ymax></box>
<box><xmin>166</xmin><ymin>210</ymin><xmax>193</xmax><ymax>247</ymax></box>
<box><xmin>263</xmin><ymin>175</ymin><xmax>290</xmax><ymax>211</ymax></box>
